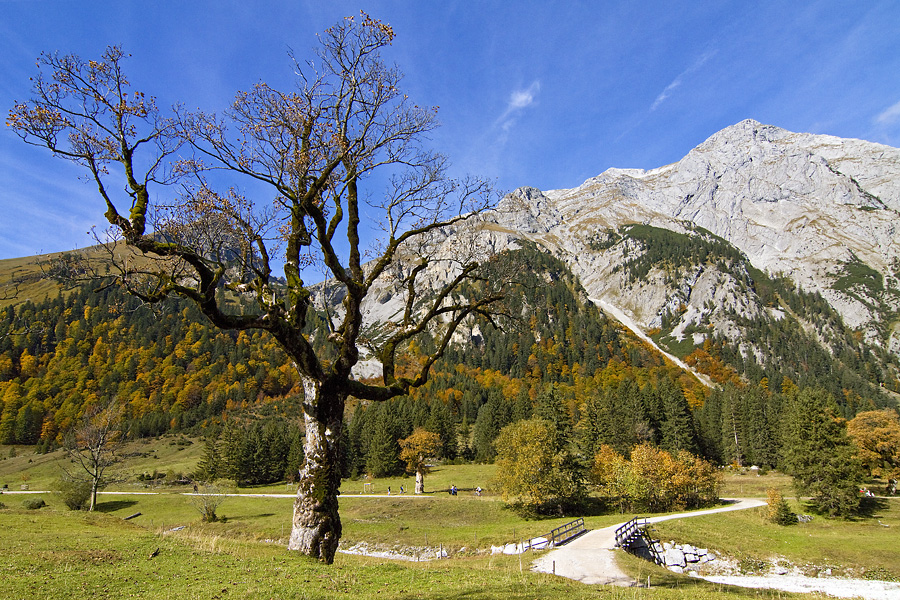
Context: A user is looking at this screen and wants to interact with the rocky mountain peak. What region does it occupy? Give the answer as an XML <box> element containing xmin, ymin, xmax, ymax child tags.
<box><xmin>482</xmin><ymin>121</ymin><xmax>900</xmax><ymax>367</ymax></box>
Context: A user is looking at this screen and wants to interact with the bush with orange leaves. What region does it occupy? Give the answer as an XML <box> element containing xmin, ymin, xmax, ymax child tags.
<box><xmin>591</xmin><ymin>443</ymin><xmax>721</xmax><ymax>513</ymax></box>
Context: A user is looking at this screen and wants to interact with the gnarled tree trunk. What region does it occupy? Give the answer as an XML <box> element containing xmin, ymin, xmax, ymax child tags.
<box><xmin>287</xmin><ymin>377</ymin><xmax>346</xmax><ymax>563</ymax></box>
<box><xmin>415</xmin><ymin>468</ymin><xmax>425</xmax><ymax>494</ymax></box>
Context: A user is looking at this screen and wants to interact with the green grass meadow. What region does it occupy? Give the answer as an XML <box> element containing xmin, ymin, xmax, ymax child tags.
<box><xmin>650</xmin><ymin>497</ymin><xmax>900</xmax><ymax>579</ymax></box>
<box><xmin>1</xmin><ymin>441</ymin><xmax>897</xmax><ymax>598</ymax></box>
<box><xmin>717</xmin><ymin>469</ymin><xmax>794</xmax><ymax>498</ymax></box>
<box><xmin>2</xmin><ymin>503</ymin><xmax>819</xmax><ymax>600</ymax></box>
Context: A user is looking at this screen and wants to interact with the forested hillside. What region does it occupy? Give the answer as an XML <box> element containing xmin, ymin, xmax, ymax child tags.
<box><xmin>0</xmin><ymin>282</ymin><xmax>301</xmax><ymax>446</ymax></box>
<box><xmin>600</xmin><ymin>223</ymin><xmax>898</xmax><ymax>405</ymax></box>
<box><xmin>0</xmin><ymin>244</ymin><xmax>895</xmax><ymax>480</ymax></box>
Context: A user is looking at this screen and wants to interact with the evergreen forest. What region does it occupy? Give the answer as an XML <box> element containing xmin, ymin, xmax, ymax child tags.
<box><xmin>0</xmin><ymin>244</ymin><xmax>896</xmax><ymax>487</ymax></box>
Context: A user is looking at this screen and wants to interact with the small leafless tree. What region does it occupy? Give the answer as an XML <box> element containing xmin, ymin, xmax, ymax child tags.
<box><xmin>190</xmin><ymin>482</ymin><xmax>227</xmax><ymax>523</ymax></box>
<box><xmin>62</xmin><ymin>397</ymin><xmax>124</xmax><ymax>511</ymax></box>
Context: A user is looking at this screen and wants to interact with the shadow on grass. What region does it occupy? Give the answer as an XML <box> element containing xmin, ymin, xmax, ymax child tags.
<box><xmin>797</xmin><ymin>496</ymin><xmax>889</xmax><ymax>521</ymax></box>
<box><xmin>96</xmin><ymin>499</ymin><xmax>138</xmax><ymax>513</ymax></box>
<box><xmin>227</xmin><ymin>512</ymin><xmax>276</xmax><ymax>519</ymax></box>
<box><xmin>504</xmin><ymin>497</ymin><xmax>610</xmax><ymax>520</ymax></box>
<box><xmin>856</xmin><ymin>496</ymin><xmax>889</xmax><ymax>519</ymax></box>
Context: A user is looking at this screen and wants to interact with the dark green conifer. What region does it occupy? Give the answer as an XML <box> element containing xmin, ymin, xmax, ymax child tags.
<box><xmin>780</xmin><ymin>387</ymin><xmax>864</xmax><ymax>517</ymax></box>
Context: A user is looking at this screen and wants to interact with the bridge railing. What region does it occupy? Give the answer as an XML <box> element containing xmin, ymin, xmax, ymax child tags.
<box><xmin>548</xmin><ymin>517</ymin><xmax>585</xmax><ymax>547</ymax></box>
<box><xmin>614</xmin><ymin>517</ymin><xmax>648</xmax><ymax>548</ymax></box>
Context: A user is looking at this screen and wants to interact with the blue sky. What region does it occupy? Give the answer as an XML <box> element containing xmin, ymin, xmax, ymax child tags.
<box><xmin>2</xmin><ymin>0</ymin><xmax>900</xmax><ymax>261</ymax></box>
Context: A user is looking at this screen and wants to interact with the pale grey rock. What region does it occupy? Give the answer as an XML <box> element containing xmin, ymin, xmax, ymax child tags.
<box><xmin>665</xmin><ymin>548</ymin><xmax>686</xmax><ymax>567</ymax></box>
<box><xmin>325</xmin><ymin>120</ymin><xmax>900</xmax><ymax>390</ymax></box>
<box><xmin>479</xmin><ymin>119</ymin><xmax>900</xmax><ymax>361</ymax></box>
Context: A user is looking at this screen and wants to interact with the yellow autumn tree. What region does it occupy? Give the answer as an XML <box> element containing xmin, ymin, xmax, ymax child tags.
<box><xmin>847</xmin><ymin>409</ymin><xmax>900</xmax><ymax>482</ymax></box>
<box><xmin>399</xmin><ymin>428</ymin><xmax>442</xmax><ymax>494</ymax></box>
<box><xmin>592</xmin><ymin>443</ymin><xmax>721</xmax><ymax>512</ymax></box>
<box><xmin>494</xmin><ymin>418</ymin><xmax>583</xmax><ymax>512</ymax></box>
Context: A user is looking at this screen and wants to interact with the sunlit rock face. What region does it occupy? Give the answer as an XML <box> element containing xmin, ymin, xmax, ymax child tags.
<box><xmin>346</xmin><ymin>120</ymin><xmax>899</xmax><ymax>384</ymax></box>
<box><xmin>485</xmin><ymin>120</ymin><xmax>900</xmax><ymax>358</ymax></box>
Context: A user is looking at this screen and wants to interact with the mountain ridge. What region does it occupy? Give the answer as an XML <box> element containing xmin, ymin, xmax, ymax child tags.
<box><xmin>484</xmin><ymin>120</ymin><xmax>899</xmax><ymax>359</ymax></box>
<box><xmin>412</xmin><ymin>119</ymin><xmax>895</xmax><ymax>403</ymax></box>
<box><xmin>2</xmin><ymin>120</ymin><xmax>898</xmax><ymax>402</ymax></box>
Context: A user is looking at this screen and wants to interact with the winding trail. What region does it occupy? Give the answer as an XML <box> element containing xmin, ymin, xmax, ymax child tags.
<box><xmin>531</xmin><ymin>498</ymin><xmax>766</xmax><ymax>586</ymax></box>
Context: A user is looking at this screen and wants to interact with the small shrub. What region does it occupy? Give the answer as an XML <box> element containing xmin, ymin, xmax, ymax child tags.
<box><xmin>766</xmin><ymin>488</ymin><xmax>796</xmax><ymax>525</ymax></box>
<box><xmin>22</xmin><ymin>498</ymin><xmax>46</xmax><ymax>510</ymax></box>
<box><xmin>738</xmin><ymin>556</ymin><xmax>768</xmax><ymax>574</ymax></box>
<box><xmin>0</xmin><ymin>501</ymin><xmax>6</xmax><ymax>509</ymax></box>
<box><xmin>54</xmin><ymin>477</ymin><xmax>93</xmax><ymax>510</ymax></box>
<box><xmin>863</xmin><ymin>567</ymin><xmax>898</xmax><ymax>582</ymax></box>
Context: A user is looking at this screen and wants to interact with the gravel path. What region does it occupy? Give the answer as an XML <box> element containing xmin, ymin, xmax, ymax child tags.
<box><xmin>531</xmin><ymin>499</ymin><xmax>900</xmax><ymax>599</ymax></box>
<box><xmin>701</xmin><ymin>574</ymin><xmax>900</xmax><ymax>600</ymax></box>
<box><xmin>531</xmin><ymin>523</ymin><xmax>630</xmax><ymax>585</ymax></box>
<box><xmin>531</xmin><ymin>499</ymin><xmax>765</xmax><ymax>586</ymax></box>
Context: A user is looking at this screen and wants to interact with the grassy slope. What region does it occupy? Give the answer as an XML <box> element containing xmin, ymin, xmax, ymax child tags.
<box><xmin>0</xmin><ymin>254</ymin><xmax>63</xmax><ymax>309</ymax></box>
<box><xmin>650</xmin><ymin>498</ymin><xmax>900</xmax><ymax>579</ymax></box>
<box><xmin>0</xmin><ymin>244</ymin><xmax>148</xmax><ymax>309</ymax></box>
<box><xmin>0</xmin><ymin>436</ymin><xmax>206</xmax><ymax>491</ymax></box>
<box><xmin>2</xmin><ymin>440</ymin><xmax>897</xmax><ymax>597</ymax></box>
<box><xmin>1</xmin><ymin>506</ymin><xmax>812</xmax><ymax>600</ymax></box>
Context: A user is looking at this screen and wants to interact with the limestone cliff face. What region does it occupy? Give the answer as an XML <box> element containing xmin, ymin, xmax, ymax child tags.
<box><xmin>343</xmin><ymin>120</ymin><xmax>898</xmax><ymax>390</ymax></box>
<box><xmin>485</xmin><ymin>120</ymin><xmax>900</xmax><ymax>361</ymax></box>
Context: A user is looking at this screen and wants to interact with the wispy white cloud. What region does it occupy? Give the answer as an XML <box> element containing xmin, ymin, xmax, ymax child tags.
<box><xmin>875</xmin><ymin>100</ymin><xmax>900</xmax><ymax>125</ymax></box>
<box><xmin>509</xmin><ymin>83</ymin><xmax>540</xmax><ymax>110</ymax></box>
<box><xmin>650</xmin><ymin>49</ymin><xmax>717</xmax><ymax>112</ymax></box>
<box><xmin>461</xmin><ymin>81</ymin><xmax>542</xmax><ymax>184</ymax></box>
<box><xmin>496</xmin><ymin>80</ymin><xmax>541</xmax><ymax>132</ymax></box>
<box><xmin>651</xmin><ymin>80</ymin><xmax>682</xmax><ymax>112</ymax></box>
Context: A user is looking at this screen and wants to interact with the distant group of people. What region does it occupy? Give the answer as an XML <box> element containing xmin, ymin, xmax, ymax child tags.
<box><xmin>448</xmin><ymin>485</ymin><xmax>482</xmax><ymax>496</ymax></box>
<box><xmin>860</xmin><ymin>481</ymin><xmax>898</xmax><ymax>497</ymax></box>
<box><xmin>380</xmin><ymin>483</ymin><xmax>483</xmax><ymax>496</ymax></box>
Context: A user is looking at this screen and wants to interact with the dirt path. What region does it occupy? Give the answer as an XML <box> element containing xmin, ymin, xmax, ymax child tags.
<box><xmin>531</xmin><ymin>498</ymin><xmax>766</xmax><ymax>586</ymax></box>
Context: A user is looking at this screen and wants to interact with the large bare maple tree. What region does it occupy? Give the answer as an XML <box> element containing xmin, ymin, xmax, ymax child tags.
<box><xmin>8</xmin><ymin>15</ymin><xmax>507</xmax><ymax>563</ymax></box>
